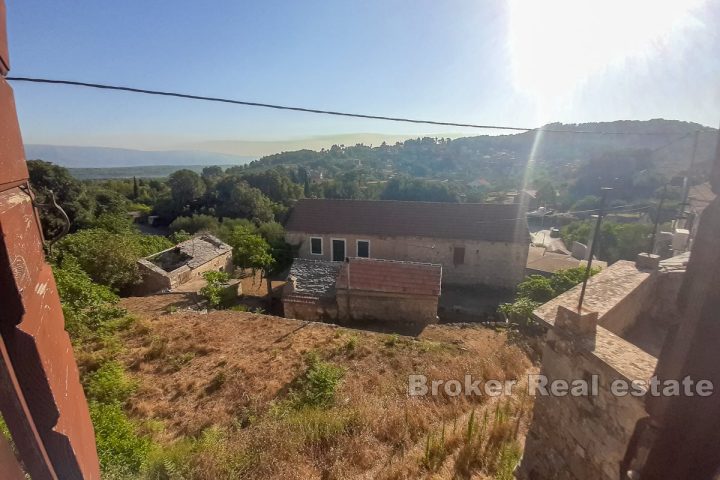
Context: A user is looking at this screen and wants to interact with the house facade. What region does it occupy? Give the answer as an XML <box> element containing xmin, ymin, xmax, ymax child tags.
<box><xmin>282</xmin><ymin>257</ymin><xmax>441</xmax><ymax>327</ymax></box>
<box><xmin>284</xmin><ymin>199</ymin><xmax>529</xmax><ymax>289</ymax></box>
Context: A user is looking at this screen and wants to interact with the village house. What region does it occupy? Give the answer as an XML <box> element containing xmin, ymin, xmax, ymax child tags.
<box><xmin>282</xmin><ymin>257</ymin><xmax>442</xmax><ymax>327</ymax></box>
<box><xmin>284</xmin><ymin>199</ymin><xmax>529</xmax><ymax>289</ymax></box>
<box><xmin>335</xmin><ymin>257</ymin><xmax>441</xmax><ymax>325</ymax></box>
<box><xmin>136</xmin><ymin>234</ymin><xmax>233</xmax><ymax>294</ymax></box>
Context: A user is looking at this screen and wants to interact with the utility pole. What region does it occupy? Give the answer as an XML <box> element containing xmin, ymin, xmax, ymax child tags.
<box><xmin>650</xmin><ymin>183</ymin><xmax>668</xmax><ymax>254</ymax></box>
<box><xmin>577</xmin><ymin>187</ymin><xmax>612</xmax><ymax>312</ymax></box>
<box><xmin>677</xmin><ymin>130</ymin><xmax>700</xmax><ymax>230</ymax></box>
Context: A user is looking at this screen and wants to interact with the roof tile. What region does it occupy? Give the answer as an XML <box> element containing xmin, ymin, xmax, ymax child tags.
<box><xmin>285</xmin><ymin>199</ymin><xmax>529</xmax><ymax>243</ymax></box>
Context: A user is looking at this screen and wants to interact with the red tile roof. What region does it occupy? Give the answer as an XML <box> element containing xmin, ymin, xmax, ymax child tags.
<box><xmin>285</xmin><ymin>199</ymin><xmax>528</xmax><ymax>243</ymax></box>
<box><xmin>336</xmin><ymin>257</ymin><xmax>442</xmax><ymax>296</ymax></box>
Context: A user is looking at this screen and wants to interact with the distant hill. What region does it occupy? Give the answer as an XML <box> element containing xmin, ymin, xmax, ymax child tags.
<box><xmin>24</xmin><ymin>144</ymin><xmax>255</xmax><ymax>168</ymax></box>
<box><xmin>244</xmin><ymin>119</ymin><xmax>717</xmax><ymax>180</ymax></box>
<box><xmin>66</xmin><ymin>164</ymin><xmax>239</xmax><ymax>180</ymax></box>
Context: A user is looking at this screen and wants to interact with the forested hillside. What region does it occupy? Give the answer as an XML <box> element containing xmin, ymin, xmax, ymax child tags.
<box><xmin>243</xmin><ymin>119</ymin><xmax>716</xmax><ymax>183</ymax></box>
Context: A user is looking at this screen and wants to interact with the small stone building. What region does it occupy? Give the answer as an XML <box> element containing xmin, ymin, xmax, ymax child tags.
<box><xmin>284</xmin><ymin>199</ymin><xmax>529</xmax><ymax>289</ymax></box>
<box><xmin>336</xmin><ymin>257</ymin><xmax>441</xmax><ymax>325</ymax></box>
<box><xmin>137</xmin><ymin>234</ymin><xmax>233</xmax><ymax>294</ymax></box>
<box><xmin>283</xmin><ymin>257</ymin><xmax>442</xmax><ymax>326</ymax></box>
<box><xmin>282</xmin><ymin>259</ymin><xmax>341</xmax><ymax>321</ymax></box>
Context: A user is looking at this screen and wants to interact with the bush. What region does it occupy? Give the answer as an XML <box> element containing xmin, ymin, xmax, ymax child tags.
<box><xmin>85</xmin><ymin>361</ymin><xmax>136</xmax><ymax>404</ymax></box>
<box><xmin>169</xmin><ymin>214</ymin><xmax>220</xmax><ymax>235</ymax></box>
<box><xmin>200</xmin><ymin>271</ymin><xmax>232</xmax><ymax>308</ymax></box>
<box><xmin>90</xmin><ymin>401</ymin><xmax>150</xmax><ymax>476</ymax></box>
<box><xmin>499</xmin><ymin>267</ymin><xmax>599</xmax><ymax>327</ymax></box>
<box><xmin>53</xmin><ymin>259</ymin><xmax>126</xmax><ymax>343</ymax></box>
<box><xmin>292</xmin><ymin>355</ymin><xmax>345</xmax><ymax>407</ymax></box>
<box><xmin>562</xmin><ymin>221</ymin><xmax>654</xmax><ymax>263</ymax></box>
<box><xmin>55</xmin><ymin>228</ymin><xmax>173</xmax><ymax>292</ymax></box>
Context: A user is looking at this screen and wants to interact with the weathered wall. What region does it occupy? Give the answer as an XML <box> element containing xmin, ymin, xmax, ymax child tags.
<box><xmin>286</xmin><ymin>232</ymin><xmax>527</xmax><ymax>289</ymax></box>
<box><xmin>336</xmin><ymin>289</ymin><xmax>438</xmax><ymax>325</ymax></box>
<box><xmin>0</xmin><ymin>4</ymin><xmax>101</xmax><ymax>476</ymax></box>
<box><xmin>518</xmin><ymin>325</ymin><xmax>654</xmax><ymax>480</ymax></box>
<box><xmin>600</xmin><ymin>270</ymin><xmax>656</xmax><ymax>337</ymax></box>
<box><xmin>283</xmin><ymin>299</ymin><xmax>338</xmax><ymax>322</ymax></box>
<box><xmin>137</xmin><ymin>251</ymin><xmax>232</xmax><ymax>294</ymax></box>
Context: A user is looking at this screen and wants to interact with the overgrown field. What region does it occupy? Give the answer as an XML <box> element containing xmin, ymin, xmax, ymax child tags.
<box><xmin>69</xmin><ymin>290</ymin><xmax>534</xmax><ymax>479</ymax></box>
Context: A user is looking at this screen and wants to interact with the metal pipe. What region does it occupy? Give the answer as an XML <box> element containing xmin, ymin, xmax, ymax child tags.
<box><xmin>577</xmin><ymin>187</ymin><xmax>612</xmax><ymax>312</ymax></box>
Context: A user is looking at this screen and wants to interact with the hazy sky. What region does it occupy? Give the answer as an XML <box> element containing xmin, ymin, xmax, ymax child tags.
<box><xmin>7</xmin><ymin>0</ymin><xmax>720</xmax><ymax>156</ymax></box>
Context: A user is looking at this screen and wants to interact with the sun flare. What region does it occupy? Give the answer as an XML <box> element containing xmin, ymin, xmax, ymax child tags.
<box><xmin>507</xmin><ymin>0</ymin><xmax>707</xmax><ymax>103</ymax></box>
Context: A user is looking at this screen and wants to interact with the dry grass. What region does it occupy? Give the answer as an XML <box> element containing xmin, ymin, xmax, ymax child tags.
<box><xmin>119</xmin><ymin>294</ymin><xmax>535</xmax><ymax>479</ymax></box>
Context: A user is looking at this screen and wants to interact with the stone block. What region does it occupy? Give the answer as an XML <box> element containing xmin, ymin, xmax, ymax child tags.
<box><xmin>555</xmin><ymin>305</ymin><xmax>598</xmax><ymax>337</ymax></box>
<box><xmin>635</xmin><ymin>253</ymin><xmax>660</xmax><ymax>270</ymax></box>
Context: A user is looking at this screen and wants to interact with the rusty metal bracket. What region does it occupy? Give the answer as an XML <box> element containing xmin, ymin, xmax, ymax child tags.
<box><xmin>18</xmin><ymin>184</ymin><xmax>70</xmax><ymax>254</ymax></box>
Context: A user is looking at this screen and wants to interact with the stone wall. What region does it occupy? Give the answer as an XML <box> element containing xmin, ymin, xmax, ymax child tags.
<box><xmin>285</xmin><ymin>232</ymin><xmax>527</xmax><ymax>289</ymax></box>
<box><xmin>336</xmin><ymin>289</ymin><xmax>438</xmax><ymax>325</ymax></box>
<box><xmin>518</xmin><ymin>321</ymin><xmax>654</xmax><ymax>480</ymax></box>
<box><xmin>137</xmin><ymin>250</ymin><xmax>233</xmax><ymax>294</ymax></box>
<box><xmin>283</xmin><ymin>299</ymin><xmax>338</xmax><ymax>322</ymax></box>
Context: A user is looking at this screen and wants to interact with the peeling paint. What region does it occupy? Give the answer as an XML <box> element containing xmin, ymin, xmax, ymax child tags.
<box><xmin>3</xmin><ymin>191</ymin><xmax>30</xmax><ymax>207</ymax></box>
<box><xmin>34</xmin><ymin>282</ymin><xmax>47</xmax><ymax>296</ymax></box>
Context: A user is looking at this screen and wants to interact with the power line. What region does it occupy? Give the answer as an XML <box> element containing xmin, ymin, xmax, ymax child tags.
<box><xmin>7</xmin><ymin>77</ymin><xmax>530</xmax><ymax>132</ymax></box>
<box><xmin>6</xmin><ymin>76</ymin><xmax>714</xmax><ymax>136</ymax></box>
<box><xmin>474</xmin><ymin>203</ymin><xmax>654</xmax><ymax>225</ymax></box>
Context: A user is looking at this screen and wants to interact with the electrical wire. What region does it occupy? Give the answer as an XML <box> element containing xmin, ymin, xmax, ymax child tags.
<box><xmin>7</xmin><ymin>76</ymin><xmax>715</xmax><ymax>137</ymax></box>
<box><xmin>474</xmin><ymin>203</ymin><xmax>654</xmax><ymax>225</ymax></box>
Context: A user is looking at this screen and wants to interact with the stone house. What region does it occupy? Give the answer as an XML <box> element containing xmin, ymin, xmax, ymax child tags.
<box><xmin>335</xmin><ymin>257</ymin><xmax>441</xmax><ymax>325</ymax></box>
<box><xmin>284</xmin><ymin>199</ymin><xmax>529</xmax><ymax>289</ymax></box>
<box><xmin>283</xmin><ymin>257</ymin><xmax>442</xmax><ymax>326</ymax></box>
<box><xmin>136</xmin><ymin>234</ymin><xmax>233</xmax><ymax>294</ymax></box>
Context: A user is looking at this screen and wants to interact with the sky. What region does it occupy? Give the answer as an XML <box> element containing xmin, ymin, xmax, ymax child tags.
<box><xmin>6</xmin><ymin>0</ymin><xmax>720</xmax><ymax>156</ymax></box>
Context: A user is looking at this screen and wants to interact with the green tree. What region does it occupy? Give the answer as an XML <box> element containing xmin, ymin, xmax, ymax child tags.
<box><xmin>562</xmin><ymin>221</ymin><xmax>653</xmax><ymax>263</ymax></box>
<box><xmin>169</xmin><ymin>214</ymin><xmax>220</xmax><ymax>234</ymax></box>
<box><xmin>27</xmin><ymin>159</ymin><xmax>94</xmax><ymax>236</ymax></box>
<box><xmin>241</xmin><ymin>168</ymin><xmax>303</xmax><ymax>205</ymax></box>
<box><xmin>535</xmin><ymin>181</ymin><xmax>557</xmax><ymax>207</ymax></box>
<box><xmin>214</xmin><ymin>176</ymin><xmax>275</xmax><ymax>222</ymax></box>
<box><xmin>55</xmin><ymin>227</ymin><xmax>172</xmax><ymax>292</ymax></box>
<box><xmin>570</xmin><ymin>195</ymin><xmax>601</xmax><ymax>214</ymax></box>
<box><xmin>168</xmin><ymin>169</ymin><xmax>206</xmax><ymax>209</ymax></box>
<box><xmin>380</xmin><ymin>176</ymin><xmax>459</xmax><ymax>202</ymax></box>
<box><xmin>499</xmin><ymin>267</ymin><xmax>599</xmax><ymax>327</ymax></box>
<box><xmin>226</xmin><ymin>225</ymin><xmax>275</xmax><ymax>272</ymax></box>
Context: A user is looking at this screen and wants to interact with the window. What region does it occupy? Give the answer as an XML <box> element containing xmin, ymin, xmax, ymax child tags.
<box><xmin>357</xmin><ymin>240</ymin><xmax>370</xmax><ymax>258</ymax></box>
<box><xmin>310</xmin><ymin>237</ymin><xmax>323</xmax><ymax>255</ymax></box>
<box><xmin>332</xmin><ymin>238</ymin><xmax>346</xmax><ymax>262</ymax></box>
<box><xmin>453</xmin><ymin>246</ymin><xmax>465</xmax><ymax>266</ymax></box>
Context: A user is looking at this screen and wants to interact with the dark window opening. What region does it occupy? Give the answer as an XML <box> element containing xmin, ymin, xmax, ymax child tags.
<box><xmin>453</xmin><ymin>246</ymin><xmax>465</xmax><ymax>266</ymax></box>
<box><xmin>357</xmin><ymin>240</ymin><xmax>370</xmax><ymax>258</ymax></box>
<box><xmin>332</xmin><ymin>239</ymin><xmax>346</xmax><ymax>262</ymax></box>
<box><xmin>310</xmin><ymin>237</ymin><xmax>322</xmax><ymax>255</ymax></box>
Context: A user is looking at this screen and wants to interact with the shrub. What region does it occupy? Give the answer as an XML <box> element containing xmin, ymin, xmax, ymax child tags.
<box><xmin>90</xmin><ymin>401</ymin><xmax>150</xmax><ymax>476</ymax></box>
<box><xmin>292</xmin><ymin>355</ymin><xmax>345</xmax><ymax>407</ymax></box>
<box><xmin>55</xmin><ymin>228</ymin><xmax>172</xmax><ymax>292</ymax></box>
<box><xmin>280</xmin><ymin>405</ymin><xmax>358</xmax><ymax>446</ymax></box>
<box><xmin>85</xmin><ymin>361</ymin><xmax>136</xmax><ymax>404</ymax></box>
<box><xmin>199</xmin><ymin>270</ymin><xmax>232</xmax><ymax>308</ymax></box>
<box><xmin>169</xmin><ymin>214</ymin><xmax>220</xmax><ymax>235</ymax></box>
<box><xmin>53</xmin><ymin>259</ymin><xmax>126</xmax><ymax>343</ymax></box>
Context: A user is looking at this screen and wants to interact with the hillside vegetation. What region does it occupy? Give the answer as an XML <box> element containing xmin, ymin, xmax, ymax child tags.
<box><xmin>76</xmin><ymin>291</ymin><xmax>534</xmax><ymax>479</ymax></box>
